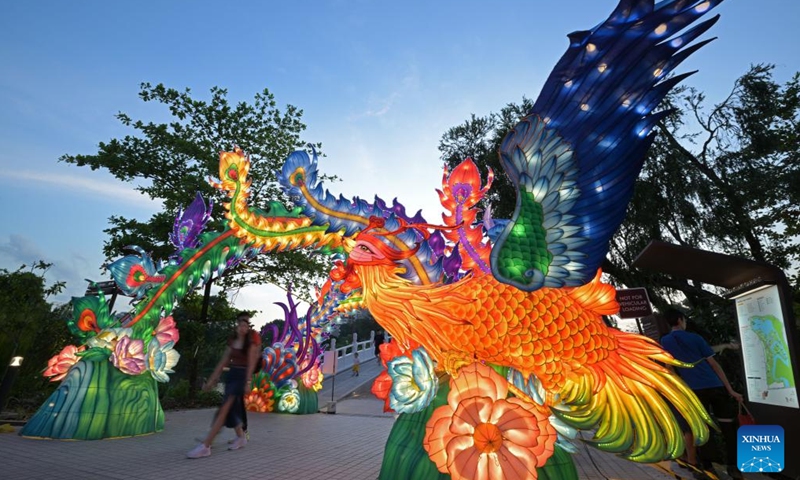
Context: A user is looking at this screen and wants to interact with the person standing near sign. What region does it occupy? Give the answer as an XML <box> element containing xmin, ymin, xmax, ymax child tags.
<box><xmin>660</xmin><ymin>308</ymin><xmax>744</xmax><ymax>480</ymax></box>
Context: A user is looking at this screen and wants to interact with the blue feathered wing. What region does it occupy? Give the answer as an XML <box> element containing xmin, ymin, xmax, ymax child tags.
<box><xmin>490</xmin><ymin>0</ymin><xmax>722</xmax><ymax>291</ymax></box>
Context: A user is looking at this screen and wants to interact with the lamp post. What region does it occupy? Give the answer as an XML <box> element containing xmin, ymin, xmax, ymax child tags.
<box><xmin>0</xmin><ymin>356</ymin><xmax>24</xmax><ymax>414</ymax></box>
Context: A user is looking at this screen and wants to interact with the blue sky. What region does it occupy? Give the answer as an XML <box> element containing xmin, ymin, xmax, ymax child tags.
<box><xmin>1</xmin><ymin>0</ymin><xmax>798</xmax><ymax>328</ymax></box>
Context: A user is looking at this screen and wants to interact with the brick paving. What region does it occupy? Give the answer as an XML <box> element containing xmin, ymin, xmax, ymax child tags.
<box><xmin>2</xmin><ymin>407</ymin><xmax>392</xmax><ymax>480</ymax></box>
<box><xmin>0</xmin><ymin>363</ymin><xmax>771</xmax><ymax>479</ymax></box>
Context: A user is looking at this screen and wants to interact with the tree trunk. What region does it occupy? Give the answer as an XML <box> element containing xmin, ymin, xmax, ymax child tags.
<box><xmin>189</xmin><ymin>278</ymin><xmax>214</xmax><ymax>401</ymax></box>
<box><xmin>188</xmin><ymin>355</ymin><xmax>200</xmax><ymax>402</ymax></box>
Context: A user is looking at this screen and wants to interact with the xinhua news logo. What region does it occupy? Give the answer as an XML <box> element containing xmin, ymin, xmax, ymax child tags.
<box><xmin>737</xmin><ymin>425</ymin><xmax>784</xmax><ymax>473</ymax></box>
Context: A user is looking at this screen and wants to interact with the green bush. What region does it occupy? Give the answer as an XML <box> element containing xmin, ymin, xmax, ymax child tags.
<box><xmin>196</xmin><ymin>390</ymin><xmax>223</xmax><ymax>407</ymax></box>
<box><xmin>160</xmin><ymin>378</ymin><xmax>222</xmax><ymax>410</ymax></box>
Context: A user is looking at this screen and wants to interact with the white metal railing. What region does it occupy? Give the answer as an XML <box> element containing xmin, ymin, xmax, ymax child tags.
<box><xmin>328</xmin><ymin>330</ymin><xmax>390</xmax><ymax>372</ymax></box>
<box><xmin>330</xmin><ymin>331</ymin><xmax>373</xmax><ymax>371</ymax></box>
<box><xmin>217</xmin><ymin>330</ymin><xmax>391</xmax><ymax>391</ymax></box>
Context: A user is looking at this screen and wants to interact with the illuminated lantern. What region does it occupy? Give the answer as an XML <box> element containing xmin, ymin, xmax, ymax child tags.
<box><xmin>22</xmin><ymin>3</ymin><xmax>727</xmax><ymax>470</ymax></box>
<box><xmin>43</xmin><ymin>345</ymin><xmax>85</xmax><ymax>382</ymax></box>
<box><xmin>424</xmin><ymin>363</ymin><xmax>557</xmax><ymax>480</ymax></box>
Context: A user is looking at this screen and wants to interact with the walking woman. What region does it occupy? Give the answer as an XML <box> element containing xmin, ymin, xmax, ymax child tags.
<box><xmin>187</xmin><ymin>313</ymin><xmax>260</xmax><ymax>458</ymax></box>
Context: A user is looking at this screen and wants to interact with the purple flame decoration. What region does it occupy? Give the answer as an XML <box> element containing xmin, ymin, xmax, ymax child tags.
<box><xmin>261</xmin><ymin>286</ymin><xmax>321</xmax><ymax>379</ymax></box>
<box><xmin>373</xmin><ymin>196</ymin><xmax>426</xmax><ymax>224</ymax></box>
<box><xmin>170</xmin><ymin>192</ymin><xmax>213</xmax><ymax>257</ymax></box>
<box><xmin>427</xmin><ymin>231</ymin><xmax>446</xmax><ymax>258</ymax></box>
<box><xmin>442</xmin><ymin>246</ymin><xmax>463</xmax><ymax>282</ymax></box>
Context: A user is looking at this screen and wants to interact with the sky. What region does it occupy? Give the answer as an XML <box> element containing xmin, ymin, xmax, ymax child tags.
<box><xmin>1</xmin><ymin>0</ymin><xmax>798</xmax><ymax>329</ymax></box>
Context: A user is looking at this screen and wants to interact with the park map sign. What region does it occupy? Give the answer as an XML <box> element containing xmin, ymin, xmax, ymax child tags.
<box><xmin>734</xmin><ymin>285</ymin><xmax>799</xmax><ymax>409</ymax></box>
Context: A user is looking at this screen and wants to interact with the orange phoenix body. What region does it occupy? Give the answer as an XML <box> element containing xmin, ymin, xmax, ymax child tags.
<box><xmin>357</xmin><ymin>263</ymin><xmax>622</xmax><ymax>394</ymax></box>
<box><xmin>349</xmin><ymin>216</ymin><xmax>713</xmax><ymax>464</ymax></box>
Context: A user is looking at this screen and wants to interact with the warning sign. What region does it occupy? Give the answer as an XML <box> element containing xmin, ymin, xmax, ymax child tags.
<box><xmin>616</xmin><ymin>288</ymin><xmax>653</xmax><ymax>319</ymax></box>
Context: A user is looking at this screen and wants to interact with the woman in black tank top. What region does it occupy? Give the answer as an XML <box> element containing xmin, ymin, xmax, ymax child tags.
<box><xmin>187</xmin><ymin>314</ymin><xmax>260</xmax><ymax>458</ymax></box>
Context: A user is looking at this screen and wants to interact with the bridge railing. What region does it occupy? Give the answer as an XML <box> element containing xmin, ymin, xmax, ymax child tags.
<box><xmin>331</xmin><ymin>331</ymin><xmax>373</xmax><ymax>371</ymax></box>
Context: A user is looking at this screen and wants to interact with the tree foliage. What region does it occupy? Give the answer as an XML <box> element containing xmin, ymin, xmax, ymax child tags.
<box><xmin>336</xmin><ymin>310</ymin><xmax>381</xmax><ymax>347</ymax></box>
<box><xmin>438</xmin><ymin>65</ymin><xmax>800</xmax><ymax>343</ymax></box>
<box><xmin>439</xmin><ymin>98</ymin><xmax>533</xmax><ymax>220</ymax></box>
<box><xmin>61</xmin><ymin>83</ymin><xmax>331</xmax><ymax>298</ymax></box>
<box><xmin>0</xmin><ymin>262</ymin><xmax>66</xmax><ymax>357</ymax></box>
<box><xmin>169</xmin><ymin>291</ymin><xmax>242</xmax><ymax>396</ymax></box>
<box><xmin>0</xmin><ymin>263</ymin><xmax>70</xmax><ymax>412</ymax></box>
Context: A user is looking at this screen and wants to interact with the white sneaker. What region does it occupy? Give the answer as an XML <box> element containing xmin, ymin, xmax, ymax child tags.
<box><xmin>228</xmin><ymin>435</ymin><xmax>247</xmax><ymax>450</ymax></box>
<box><xmin>228</xmin><ymin>431</ymin><xmax>250</xmax><ymax>444</ymax></box>
<box><xmin>187</xmin><ymin>443</ymin><xmax>211</xmax><ymax>459</ymax></box>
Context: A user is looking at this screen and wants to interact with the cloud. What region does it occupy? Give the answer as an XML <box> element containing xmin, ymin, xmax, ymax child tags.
<box><xmin>0</xmin><ymin>170</ymin><xmax>161</xmax><ymax>209</ymax></box>
<box><xmin>224</xmin><ymin>283</ymin><xmax>313</xmax><ymax>330</ymax></box>
<box><xmin>0</xmin><ymin>234</ymin><xmax>314</xmax><ymax>326</ymax></box>
<box><xmin>401</xmin><ymin>63</ymin><xmax>420</xmax><ymax>90</ymax></box>
<box><xmin>0</xmin><ymin>233</ymin><xmax>48</xmax><ymax>266</ymax></box>
<box><xmin>348</xmin><ymin>62</ymin><xmax>420</xmax><ymax>121</ymax></box>
<box><xmin>0</xmin><ymin>234</ymin><xmax>98</xmax><ymax>303</ymax></box>
<box><xmin>349</xmin><ymin>91</ymin><xmax>401</xmax><ymax>120</ymax></box>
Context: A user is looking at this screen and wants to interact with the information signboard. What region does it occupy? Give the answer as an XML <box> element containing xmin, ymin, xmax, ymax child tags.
<box><xmin>321</xmin><ymin>350</ymin><xmax>338</xmax><ymax>376</ymax></box>
<box><xmin>615</xmin><ymin>288</ymin><xmax>653</xmax><ymax>319</ymax></box>
<box><xmin>734</xmin><ymin>285</ymin><xmax>799</xmax><ymax>408</ymax></box>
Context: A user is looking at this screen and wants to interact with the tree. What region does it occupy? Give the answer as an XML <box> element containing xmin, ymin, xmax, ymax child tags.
<box><xmin>336</xmin><ymin>310</ymin><xmax>380</xmax><ymax>346</ymax></box>
<box><xmin>655</xmin><ymin>65</ymin><xmax>800</xmax><ymax>271</ymax></box>
<box><xmin>61</xmin><ymin>83</ymin><xmax>331</xmax><ymax>298</ymax></box>
<box><xmin>170</xmin><ymin>291</ymin><xmax>240</xmax><ymax>398</ymax></box>
<box><xmin>439</xmin><ymin>99</ymin><xmax>533</xmax><ymax>220</ymax></box>
<box><xmin>609</xmin><ymin>64</ymin><xmax>800</xmax><ymax>340</ymax></box>
<box><xmin>261</xmin><ymin>319</ymin><xmax>286</xmax><ymax>346</ymax></box>
<box><xmin>438</xmin><ymin>65</ymin><xmax>800</xmax><ymax>345</ymax></box>
<box><xmin>0</xmin><ymin>262</ymin><xmax>65</xmax><ymax>360</ymax></box>
<box><xmin>0</xmin><ymin>262</ymin><xmax>69</xmax><ymax>411</ymax></box>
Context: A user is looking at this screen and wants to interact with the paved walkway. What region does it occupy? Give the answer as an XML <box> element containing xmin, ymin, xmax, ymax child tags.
<box><xmin>2</xmin><ymin>407</ymin><xmax>392</xmax><ymax>480</ymax></box>
<box><xmin>318</xmin><ymin>354</ymin><xmax>386</xmax><ymax>412</ymax></box>
<box><xmin>0</xmin><ymin>363</ymin><xmax>770</xmax><ymax>479</ymax></box>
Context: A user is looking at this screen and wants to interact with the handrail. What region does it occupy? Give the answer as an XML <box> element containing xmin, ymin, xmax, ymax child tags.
<box><xmin>328</xmin><ymin>330</ymin><xmax>388</xmax><ymax>372</ymax></box>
